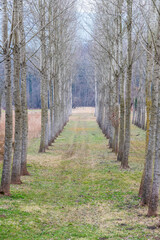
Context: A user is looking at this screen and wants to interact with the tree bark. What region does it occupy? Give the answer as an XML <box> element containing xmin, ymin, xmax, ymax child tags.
<box><xmin>139</xmin><ymin>35</ymin><xmax>153</xmax><ymax>197</ymax></box>
<box><xmin>0</xmin><ymin>95</ymin><xmax>2</xmax><ymax>119</ymax></box>
<box><xmin>148</xmin><ymin>81</ymin><xmax>160</xmax><ymax>216</ymax></box>
<box><xmin>0</xmin><ymin>0</ymin><xmax>13</xmax><ymax>195</ymax></box>
<box><xmin>121</xmin><ymin>0</ymin><xmax>133</xmax><ymax>169</ymax></box>
<box><xmin>19</xmin><ymin>0</ymin><xmax>29</xmax><ymax>176</ymax></box>
<box><xmin>141</xmin><ymin>51</ymin><xmax>159</xmax><ymax>206</ymax></box>
<box><xmin>39</xmin><ymin>0</ymin><xmax>49</xmax><ymax>153</ymax></box>
<box><xmin>11</xmin><ymin>0</ymin><xmax>22</xmax><ymax>184</ymax></box>
<box><xmin>145</xmin><ymin>10</ymin><xmax>160</xmax><ymax>210</ymax></box>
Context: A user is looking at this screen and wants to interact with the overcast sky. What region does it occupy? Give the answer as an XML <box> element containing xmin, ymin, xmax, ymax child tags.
<box><xmin>76</xmin><ymin>0</ymin><xmax>94</xmax><ymax>41</ymax></box>
<box><xmin>77</xmin><ymin>0</ymin><xmax>94</xmax><ymax>13</ymax></box>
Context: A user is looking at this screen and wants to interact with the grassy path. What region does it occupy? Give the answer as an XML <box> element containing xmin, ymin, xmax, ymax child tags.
<box><xmin>0</xmin><ymin>108</ymin><xmax>159</xmax><ymax>239</ymax></box>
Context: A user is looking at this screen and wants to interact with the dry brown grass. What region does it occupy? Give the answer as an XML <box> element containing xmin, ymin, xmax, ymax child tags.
<box><xmin>0</xmin><ymin>110</ymin><xmax>41</xmax><ymax>141</ymax></box>
<box><xmin>71</xmin><ymin>107</ymin><xmax>95</xmax><ymax>122</ymax></box>
<box><xmin>0</xmin><ymin>112</ymin><xmax>5</xmax><ymax>160</ymax></box>
<box><xmin>0</xmin><ymin>110</ymin><xmax>41</xmax><ymax>160</ymax></box>
<box><xmin>0</xmin><ymin>112</ymin><xmax>5</xmax><ymax>140</ymax></box>
<box><xmin>72</xmin><ymin>107</ymin><xmax>95</xmax><ymax>114</ymax></box>
<box><xmin>28</xmin><ymin>110</ymin><xmax>41</xmax><ymax>140</ymax></box>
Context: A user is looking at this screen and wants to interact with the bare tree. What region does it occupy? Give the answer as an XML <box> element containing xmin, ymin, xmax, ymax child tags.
<box><xmin>147</xmin><ymin>1</ymin><xmax>160</xmax><ymax>215</ymax></box>
<box><xmin>121</xmin><ymin>0</ymin><xmax>133</xmax><ymax>169</ymax></box>
<box><xmin>39</xmin><ymin>0</ymin><xmax>48</xmax><ymax>153</ymax></box>
<box><xmin>140</xmin><ymin>2</ymin><xmax>159</xmax><ymax>206</ymax></box>
<box><xmin>20</xmin><ymin>0</ymin><xmax>29</xmax><ymax>176</ymax></box>
<box><xmin>11</xmin><ymin>0</ymin><xmax>23</xmax><ymax>184</ymax></box>
<box><xmin>0</xmin><ymin>0</ymin><xmax>13</xmax><ymax>195</ymax></box>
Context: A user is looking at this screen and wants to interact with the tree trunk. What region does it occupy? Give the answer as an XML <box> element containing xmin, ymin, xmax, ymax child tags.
<box><xmin>48</xmin><ymin>7</ymin><xmax>54</xmax><ymax>145</ymax></box>
<box><xmin>117</xmin><ymin>1</ymin><xmax>124</xmax><ymax>161</ymax></box>
<box><xmin>108</xmin><ymin>66</ymin><xmax>114</xmax><ymax>149</ymax></box>
<box><xmin>148</xmin><ymin>82</ymin><xmax>160</xmax><ymax>216</ymax></box>
<box><xmin>139</xmin><ymin>36</ymin><xmax>153</xmax><ymax>197</ymax></box>
<box><xmin>19</xmin><ymin>0</ymin><xmax>29</xmax><ymax>176</ymax></box>
<box><xmin>146</xmin><ymin>11</ymin><xmax>160</xmax><ymax>210</ymax></box>
<box><xmin>0</xmin><ymin>95</ymin><xmax>2</xmax><ymax>119</ymax></box>
<box><xmin>54</xmin><ymin>73</ymin><xmax>60</xmax><ymax>138</ymax></box>
<box><xmin>39</xmin><ymin>0</ymin><xmax>48</xmax><ymax>153</ymax></box>
<box><xmin>11</xmin><ymin>0</ymin><xmax>22</xmax><ymax>184</ymax></box>
<box><xmin>117</xmin><ymin>71</ymin><xmax>125</xmax><ymax>161</ymax></box>
<box><xmin>121</xmin><ymin>0</ymin><xmax>132</xmax><ymax>169</ymax></box>
<box><xmin>141</xmin><ymin>50</ymin><xmax>159</xmax><ymax>206</ymax></box>
<box><xmin>0</xmin><ymin>0</ymin><xmax>13</xmax><ymax>195</ymax></box>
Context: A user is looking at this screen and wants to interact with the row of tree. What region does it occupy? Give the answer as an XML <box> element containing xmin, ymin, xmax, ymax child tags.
<box><xmin>0</xmin><ymin>0</ymin><xmax>76</xmax><ymax>196</ymax></box>
<box><xmin>92</xmin><ymin>0</ymin><xmax>160</xmax><ymax>217</ymax></box>
<box><xmin>1</xmin><ymin>0</ymin><xmax>160</xmax><ymax>220</ymax></box>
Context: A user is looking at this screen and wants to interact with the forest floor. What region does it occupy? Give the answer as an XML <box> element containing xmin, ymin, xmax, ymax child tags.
<box><xmin>0</xmin><ymin>107</ymin><xmax>160</xmax><ymax>240</ymax></box>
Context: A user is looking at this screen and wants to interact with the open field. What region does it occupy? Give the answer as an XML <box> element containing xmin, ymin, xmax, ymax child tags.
<box><xmin>0</xmin><ymin>110</ymin><xmax>41</xmax><ymax>141</ymax></box>
<box><xmin>0</xmin><ymin>108</ymin><xmax>159</xmax><ymax>240</ymax></box>
<box><xmin>0</xmin><ymin>110</ymin><xmax>41</xmax><ymax>160</ymax></box>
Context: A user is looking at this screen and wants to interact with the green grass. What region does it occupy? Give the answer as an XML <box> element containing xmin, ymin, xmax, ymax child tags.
<box><xmin>0</xmin><ymin>110</ymin><xmax>159</xmax><ymax>240</ymax></box>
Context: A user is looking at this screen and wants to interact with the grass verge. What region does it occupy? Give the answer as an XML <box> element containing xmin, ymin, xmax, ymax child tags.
<box><xmin>0</xmin><ymin>109</ymin><xmax>159</xmax><ymax>240</ymax></box>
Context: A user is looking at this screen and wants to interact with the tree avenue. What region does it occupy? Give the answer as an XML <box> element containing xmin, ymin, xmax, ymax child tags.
<box><xmin>0</xmin><ymin>0</ymin><xmax>76</xmax><ymax>195</ymax></box>
<box><xmin>92</xmin><ymin>0</ymin><xmax>160</xmax><ymax>217</ymax></box>
<box><xmin>0</xmin><ymin>0</ymin><xmax>160</xmax><ymax>227</ymax></box>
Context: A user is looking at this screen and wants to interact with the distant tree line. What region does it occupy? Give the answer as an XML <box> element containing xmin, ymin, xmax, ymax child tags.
<box><xmin>0</xmin><ymin>43</ymin><xmax>95</xmax><ymax>110</ymax></box>
<box><xmin>72</xmin><ymin>42</ymin><xmax>95</xmax><ymax>108</ymax></box>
